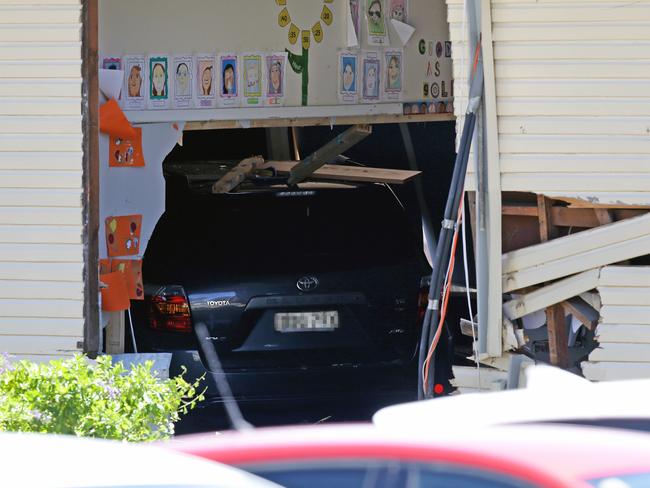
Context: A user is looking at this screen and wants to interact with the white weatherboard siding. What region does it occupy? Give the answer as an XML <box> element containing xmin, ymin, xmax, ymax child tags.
<box><xmin>0</xmin><ymin>1</ymin><xmax>84</xmax><ymax>360</ymax></box>
<box><xmin>448</xmin><ymin>0</ymin><xmax>650</xmax><ymax>204</ymax></box>
<box><xmin>581</xmin><ymin>266</ymin><xmax>650</xmax><ymax>381</ymax></box>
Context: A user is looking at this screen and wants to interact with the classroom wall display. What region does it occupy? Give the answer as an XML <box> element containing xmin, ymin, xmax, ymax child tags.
<box><xmin>148</xmin><ymin>54</ymin><xmax>170</xmax><ymax>109</ymax></box>
<box><xmin>218</xmin><ymin>53</ymin><xmax>240</xmax><ymax>108</ymax></box>
<box><xmin>388</xmin><ymin>0</ymin><xmax>408</xmax><ymax>23</ymax></box>
<box><xmin>361</xmin><ymin>51</ymin><xmax>381</xmax><ymax>103</ymax></box>
<box><xmin>242</xmin><ymin>52</ymin><xmax>264</xmax><ymax>107</ymax></box>
<box><xmin>122</xmin><ymin>54</ymin><xmax>146</xmax><ymax>111</ymax></box>
<box><xmin>102</xmin><ymin>56</ymin><xmax>122</xmax><ymax>70</ymax></box>
<box><xmin>195</xmin><ymin>53</ymin><xmax>217</xmax><ymax>108</ymax></box>
<box><xmin>265</xmin><ymin>52</ymin><xmax>288</xmax><ymax>106</ymax></box>
<box><xmin>171</xmin><ymin>54</ymin><xmax>194</xmax><ymax>109</ymax></box>
<box><xmin>365</xmin><ymin>0</ymin><xmax>389</xmax><ymax>46</ymax></box>
<box><xmin>338</xmin><ymin>50</ymin><xmax>358</xmax><ymax>104</ymax></box>
<box><xmin>383</xmin><ymin>48</ymin><xmax>403</xmax><ymax>101</ymax></box>
<box><xmin>99</xmin><ymin>0</ymin><xmax>452</xmax><ymax>115</ymax></box>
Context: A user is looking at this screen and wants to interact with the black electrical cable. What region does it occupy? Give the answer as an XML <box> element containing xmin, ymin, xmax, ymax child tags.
<box><xmin>417</xmin><ymin>112</ymin><xmax>477</xmax><ymax>400</ymax></box>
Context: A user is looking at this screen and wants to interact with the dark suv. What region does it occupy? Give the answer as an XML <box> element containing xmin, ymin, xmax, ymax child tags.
<box><xmin>131</xmin><ymin>161</ymin><xmax>426</xmax><ymax>416</ymax></box>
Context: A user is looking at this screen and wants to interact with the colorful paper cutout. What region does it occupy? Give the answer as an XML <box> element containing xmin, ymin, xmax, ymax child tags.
<box><xmin>123</xmin><ymin>54</ymin><xmax>146</xmax><ymax>111</ymax></box>
<box><xmin>100</xmin><ymin>99</ymin><xmax>136</xmax><ymax>139</ymax></box>
<box><xmin>111</xmin><ymin>259</ymin><xmax>144</xmax><ymax>300</ymax></box>
<box><xmin>99</xmin><ymin>258</ymin><xmax>111</xmax><ymax>275</ymax></box>
<box><xmin>100</xmin><ymin>271</ymin><xmax>130</xmax><ymax>312</ymax></box>
<box><xmin>105</xmin><ymin>214</ymin><xmax>142</xmax><ymax>257</ymax></box>
<box><xmin>109</xmin><ymin>127</ymin><xmax>144</xmax><ymax>168</ymax></box>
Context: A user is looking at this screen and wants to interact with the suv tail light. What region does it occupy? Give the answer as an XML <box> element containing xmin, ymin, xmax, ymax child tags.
<box><xmin>147</xmin><ymin>285</ymin><xmax>192</xmax><ymax>333</ymax></box>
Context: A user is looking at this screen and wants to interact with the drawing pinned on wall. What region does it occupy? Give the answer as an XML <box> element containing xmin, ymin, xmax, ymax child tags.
<box><xmin>384</xmin><ymin>49</ymin><xmax>403</xmax><ymax>101</ymax></box>
<box><xmin>388</xmin><ymin>0</ymin><xmax>407</xmax><ymax>23</ymax></box>
<box><xmin>218</xmin><ymin>53</ymin><xmax>239</xmax><ymax>108</ymax></box>
<box><xmin>265</xmin><ymin>52</ymin><xmax>287</xmax><ymax>106</ymax></box>
<box><xmin>338</xmin><ymin>51</ymin><xmax>358</xmax><ymax>104</ymax></box>
<box><xmin>195</xmin><ymin>53</ymin><xmax>217</xmax><ymax>108</ymax></box>
<box><xmin>171</xmin><ymin>54</ymin><xmax>193</xmax><ymax>109</ymax></box>
<box><xmin>242</xmin><ymin>53</ymin><xmax>263</xmax><ymax>106</ymax></box>
<box><xmin>109</xmin><ymin>127</ymin><xmax>144</xmax><ymax>168</ymax></box>
<box><xmin>105</xmin><ymin>214</ymin><xmax>142</xmax><ymax>257</ymax></box>
<box><xmin>102</xmin><ymin>56</ymin><xmax>122</xmax><ymax>71</ymax></box>
<box><xmin>365</xmin><ymin>0</ymin><xmax>389</xmax><ymax>46</ymax></box>
<box><xmin>123</xmin><ymin>55</ymin><xmax>146</xmax><ymax>111</ymax></box>
<box><xmin>361</xmin><ymin>51</ymin><xmax>381</xmax><ymax>103</ymax></box>
<box><xmin>148</xmin><ymin>54</ymin><xmax>169</xmax><ymax>110</ymax></box>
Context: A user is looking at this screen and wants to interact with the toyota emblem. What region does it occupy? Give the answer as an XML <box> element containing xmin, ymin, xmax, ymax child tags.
<box><xmin>296</xmin><ymin>276</ymin><xmax>319</xmax><ymax>292</ymax></box>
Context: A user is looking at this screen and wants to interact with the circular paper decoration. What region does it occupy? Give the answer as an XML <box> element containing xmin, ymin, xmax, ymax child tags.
<box><xmin>277</xmin><ymin>0</ymin><xmax>334</xmax><ymax>45</ymax></box>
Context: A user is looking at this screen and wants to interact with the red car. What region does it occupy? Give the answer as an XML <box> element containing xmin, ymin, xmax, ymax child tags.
<box><xmin>169</xmin><ymin>423</ymin><xmax>650</xmax><ymax>488</ymax></box>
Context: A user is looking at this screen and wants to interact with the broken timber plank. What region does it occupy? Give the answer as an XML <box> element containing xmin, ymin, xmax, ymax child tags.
<box><xmin>600</xmin><ymin>266</ymin><xmax>650</xmax><ymax>287</ymax></box>
<box><xmin>288</xmin><ymin>125</ymin><xmax>372</xmax><ymax>185</ymax></box>
<box><xmin>211</xmin><ymin>156</ymin><xmax>265</xmax><ymax>194</ymax></box>
<box><xmin>503</xmin><ymin>268</ymin><xmax>600</xmax><ymax>321</ymax></box>
<box><xmin>266</xmin><ymin>160</ymin><xmax>421</xmax><ymax>185</ymax></box>
<box><xmin>588</xmin><ymin>343</ymin><xmax>650</xmax><ymax>363</ymax></box>
<box><xmin>561</xmin><ymin>297</ymin><xmax>599</xmax><ymax>331</ymax></box>
<box><xmin>547</xmin><ymin>303</ymin><xmax>570</xmax><ymax>368</ymax></box>
<box><xmin>502</xmin><ymin>212</ymin><xmax>650</xmax><ymax>292</ymax></box>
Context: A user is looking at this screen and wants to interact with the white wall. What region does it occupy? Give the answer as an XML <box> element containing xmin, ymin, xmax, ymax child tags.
<box><xmin>449</xmin><ymin>0</ymin><xmax>650</xmax><ymax>205</ymax></box>
<box><xmin>0</xmin><ymin>0</ymin><xmax>84</xmax><ymax>360</ymax></box>
<box><xmin>98</xmin><ymin>0</ymin><xmax>453</xmax><ymax>121</ymax></box>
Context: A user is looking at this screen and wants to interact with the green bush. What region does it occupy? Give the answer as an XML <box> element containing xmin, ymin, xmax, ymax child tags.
<box><xmin>0</xmin><ymin>353</ymin><xmax>204</xmax><ymax>442</ymax></box>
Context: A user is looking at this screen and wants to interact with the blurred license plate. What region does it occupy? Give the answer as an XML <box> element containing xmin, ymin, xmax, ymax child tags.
<box><xmin>274</xmin><ymin>311</ymin><xmax>339</xmax><ymax>332</ymax></box>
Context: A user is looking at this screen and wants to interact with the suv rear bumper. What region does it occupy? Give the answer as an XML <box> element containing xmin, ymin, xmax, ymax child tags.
<box><xmin>170</xmin><ymin>350</ymin><xmax>417</xmax><ymax>403</ymax></box>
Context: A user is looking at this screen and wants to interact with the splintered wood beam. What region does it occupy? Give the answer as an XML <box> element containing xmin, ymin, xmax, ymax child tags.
<box><xmin>287</xmin><ymin>124</ymin><xmax>372</xmax><ymax>185</ymax></box>
<box><xmin>537</xmin><ymin>195</ymin><xmax>556</xmax><ymax>242</ymax></box>
<box><xmin>547</xmin><ymin>304</ymin><xmax>569</xmax><ymax>368</ymax></box>
<box><xmin>594</xmin><ymin>208</ymin><xmax>614</xmax><ymax>225</ymax></box>
<box><xmin>266</xmin><ymin>160</ymin><xmax>420</xmax><ymax>185</ymax></box>
<box><xmin>561</xmin><ymin>297</ymin><xmax>599</xmax><ymax>331</ymax></box>
<box><xmin>211</xmin><ymin>156</ymin><xmax>265</xmax><ymax>194</ymax></box>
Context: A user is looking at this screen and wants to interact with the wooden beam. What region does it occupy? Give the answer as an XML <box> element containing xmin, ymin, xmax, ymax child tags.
<box><xmin>82</xmin><ymin>0</ymin><xmax>100</xmax><ymax>357</ymax></box>
<box><xmin>183</xmin><ymin>113</ymin><xmax>455</xmax><ymax>131</ymax></box>
<box><xmin>594</xmin><ymin>208</ymin><xmax>614</xmax><ymax>225</ymax></box>
<box><xmin>547</xmin><ymin>304</ymin><xmax>570</xmax><ymax>368</ymax></box>
<box><xmin>537</xmin><ymin>195</ymin><xmax>556</xmax><ymax>242</ymax></box>
<box><xmin>502</xmin><ymin>205</ymin><xmax>538</xmax><ymax>217</ymax></box>
<box><xmin>288</xmin><ymin>125</ymin><xmax>372</xmax><ymax>185</ymax></box>
<box><xmin>266</xmin><ymin>161</ymin><xmax>420</xmax><ymax>185</ymax></box>
<box><xmin>561</xmin><ymin>297</ymin><xmax>599</xmax><ymax>331</ymax></box>
<box><xmin>211</xmin><ymin>156</ymin><xmax>265</xmax><ymax>193</ymax></box>
<box><xmin>503</xmin><ymin>269</ymin><xmax>600</xmax><ymax>321</ymax></box>
<box><xmin>105</xmin><ymin>311</ymin><xmax>125</xmax><ymax>354</ymax></box>
<box><xmin>551</xmin><ymin>207</ymin><xmax>600</xmax><ymax>228</ymax></box>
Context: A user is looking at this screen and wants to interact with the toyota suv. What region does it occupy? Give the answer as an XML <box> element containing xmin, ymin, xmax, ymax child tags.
<box><xmin>131</xmin><ymin>160</ymin><xmax>426</xmax><ymax>421</ymax></box>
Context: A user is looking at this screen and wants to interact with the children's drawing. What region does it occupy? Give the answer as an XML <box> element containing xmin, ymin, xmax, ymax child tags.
<box><xmin>218</xmin><ymin>53</ymin><xmax>239</xmax><ymax>108</ymax></box>
<box><xmin>242</xmin><ymin>53</ymin><xmax>263</xmax><ymax>106</ymax></box>
<box><xmin>195</xmin><ymin>53</ymin><xmax>217</xmax><ymax>108</ymax></box>
<box><xmin>365</xmin><ymin>0</ymin><xmax>389</xmax><ymax>46</ymax></box>
<box><xmin>105</xmin><ymin>214</ymin><xmax>142</xmax><ymax>257</ymax></box>
<box><xmin>389</xmin><ymin>0</ymin><xmax>407</xmax><ymax>23</ymax></box>
<box><xmin>361</xmin><ymin>52</ymin><xmax>381</xmax><ymax>102</ymax></box>
<box><xmin>111</xmin><ymin>258</ymin><xmax>144</xmax><ymax>300</ymax></box>
<box><xmin>123</xmin><ymin>55</ymin><xmax>146</xmax><ymax>110</ymax></box>
<box><xmin>172</xmin><ymin>55</ymin><xmax>193</xmax><ymax>109</ymax></box>
<box><xmin>148</xmin><ymin>55</ymin><xmax>169</xmax><ymax>109</ymax></box>
<box><xmin>338</xmin><ymin>51</ymin><xmax>358</xmax><ymax>104</ymax></box>
<box><xmin>265</xmin><ymin>53</ymin><xmax>287</xmax><ymax>106</ymax></box>
<box><xmin>109</xmin><ymin>127</ymin><xmax>144</xmax><ymax>168</ymax></box>
<box><xmin>102</xmin><ymin>57</ymin><xmax>121</xmax><ymax>70</ymax></box>
<box><xmin>384</xmin><ymin>49</ymin><xmax>403</xmax><ymax>100</ymax></box>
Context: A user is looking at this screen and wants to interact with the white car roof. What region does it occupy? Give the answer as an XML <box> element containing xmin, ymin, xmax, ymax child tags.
<box><xmin>373</xmin><ymin>365</ymin><xmax>650</xmax><ymax>433</ymax></box>
<box><xmin>0</xmin><ymin>433</ymin><xmax>280</xmax><ymax>488</ymax></box>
